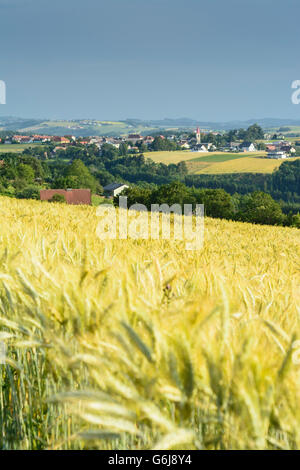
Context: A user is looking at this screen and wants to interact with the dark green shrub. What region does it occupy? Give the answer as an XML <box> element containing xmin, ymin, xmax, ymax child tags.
<box><xmin>50</xmin><ymin>194</ymin><xmax>66</xmax><ymax>203</ymax></box>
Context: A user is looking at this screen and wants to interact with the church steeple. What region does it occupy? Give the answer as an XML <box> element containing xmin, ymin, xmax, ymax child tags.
<box><xmin>196</xmin><ymin>127</ymin><xmax>201</xmax><ymax>145</ymax></box>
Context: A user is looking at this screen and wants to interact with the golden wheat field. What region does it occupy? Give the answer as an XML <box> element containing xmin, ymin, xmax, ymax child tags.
<box><xmin>188</xmin><ymin>156</ymin><xmax>288</xmax><ymax>174</ymax></box>
<box><xmin>144</xmin><ymin>151</ymin><xmax>296</xmax><ymax>174</ymax></box>
<box><xmin>144</xmin><ymin>150</ymin><xmax>265</xmax><ymax>165</ymax></box>
<box><xmin>0</xmin><ymin>196</ymin><xmax>299</xmax><ymax>450</ymax></box>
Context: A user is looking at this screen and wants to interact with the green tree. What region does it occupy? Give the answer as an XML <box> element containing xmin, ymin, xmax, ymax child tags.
<box><xmin>119</xmin><ymin>143</ymin><xmax>128</xmax><ymax>156</ymax></box>
<box><xmin>237</xmin><ymin>191</ymin><xmax>284</xmax><ymax>225</ymax></box>
<box><xmin>16</xmin><ymin>185</ymin><xmax>41</xmax><ymax>200</ymax></box>
<box><xmin>194</xmin><ymin>188</ymin><xmax>233</xmax><ymax>219</ymax></box>
<box><xmin>50</xmin><ymin>194</ymin><xmax>66</xmax><ymax>203</ymax></box>
<box><xmin>153</xmin><ymin>181</ymin><xmax>194</xmax><ymax>207</ymax></box>
<box><xmin>65</xmin><ymin>159</ymin><xmax>100</xmax><ymax>193</ymax></box>
<box><xmin>17</xmin><ymin>164</ymin><xmax>35</xmax><ymax>183</ymax></box>
<box><xmin>291</xmin><ymin>213</ymin><xmax>300</xmax><ymax>228</ymax></box>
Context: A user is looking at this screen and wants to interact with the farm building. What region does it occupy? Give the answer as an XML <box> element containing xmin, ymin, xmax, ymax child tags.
<box><xmin>40</xmin><ymin>189</ymin><xmax>92</xmax><ymax>205</ymax></box>
<box><xmin>240</xmin><ymin>142</ymin><xmax>257</xmax><ymax>152</ymax></box>
<box><xmin>103</xmin><ymin>183</ymin><xmax>129</xmax><ymax>198</ymax></box>
<box><xmin>281</xmin><ymin>145</ymin><xmax>296</xmax><ymax>154</ymax></box>
<box><xmin>267</xmin><ymin>151</ymin><xmax>287</xmax><ymax>159</ymax></box>
<box><xmin>192</xmin><ymin>144</ymin><xmax>209</xmax><ymax>152</ymax></box>
<box><xmin>127</xmin><ymin>134</ymin><xmax>143</xmax><ymax>144</ymax></box>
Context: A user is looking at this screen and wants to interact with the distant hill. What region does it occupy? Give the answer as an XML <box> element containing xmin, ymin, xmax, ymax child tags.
<box><xmin>0</xmin><ymin>116</ymin><xmax>45</xmax><ymax>131</ymax></box>
<box><xmin>123</xmin><ymin>117</ymin><xmax>300</xmax><ymax>130</ymax></box>
<box><xmin>1</xmin><ymin>115</ymin><xmax>300</xmax><ymax>136</ymax></box>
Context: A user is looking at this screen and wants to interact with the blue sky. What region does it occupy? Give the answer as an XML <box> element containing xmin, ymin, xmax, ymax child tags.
<box><xmin>1</xmin><ymin>0</ymin><xmax>300</xmax><ymax>121</ymax></box>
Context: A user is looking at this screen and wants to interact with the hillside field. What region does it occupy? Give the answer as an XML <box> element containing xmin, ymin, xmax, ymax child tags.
<box><xmin>186</xmin><ymin>156</ymin><xmax>295</xmax><ymax>174</ymax></box>
<box><xmin>145</xmin><ymin>150</ymin><xmax>266</xmax><ymax>164</ymax></box>
<box><xmin>145</xmin><ymin>150</ymin><xmax>299</xmax><ymax>174</ymax></box>
<box><xmin>0</xmin><ymin>143</ymin><xmax>41</xmax><ymax>153</ymax></box>
<box><xmin>0</xmin><ymin>196</ymin><xmax>299</xmax><ymax>450</ymax></box>
<box><xmin>15</xmin><ymin>120</ymin><xmax>158</xmax><ymax>137</ymax></box>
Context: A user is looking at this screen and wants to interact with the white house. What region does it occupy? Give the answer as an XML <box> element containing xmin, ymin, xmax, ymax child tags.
<box><xmin>240</xmin><ymin>142</ymin><xmax>257</xmax><ymax>152</ymax></box>
<box><xmin>229</xmin><ymin>142</ymin><xmax>240</xmax><ymax>151</ymax></box>
<box><xmin>192</xmin><ymin>144</ymin><xmax>209</xmax><ymax>152</ymax></box>
<box><xmin>180</xmin><ymin>141</ymin><xmax>190</xmax><ymax>149</ymax></box>
<box><xmin>103</xmin><ymin>183</ymin><xmax>129</xmax><ymax>198</ymax></box>
<box><xmin>267</xmin><ymin>151</ymin><xmax>287</xmax><ymax>159</ymax></box>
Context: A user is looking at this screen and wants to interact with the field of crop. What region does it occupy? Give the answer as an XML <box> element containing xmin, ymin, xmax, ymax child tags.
<box><xmin>145</xmin><ymin>150</ymin><xmax>267</xmax><ymax>165</ymax></box>
<box><xmin>145</xmin><ymin>150</ymin><xmax>294</xmax><ymax>174</ymax></box>
<box><xmin>0</xmin><ymin>196</ymin><xmax>299</xmax><ymax>450</ymax></box>
<box><xmin>187</xmin><ymin>156</ymin><xmax>295</xmax><ymax>174</ymax></box>
<box><xmin>0</xmin><ymin>143</ymin><xmax>40</xmax><ymax>153</ymax></box>
<box><xmin>145</xmin><ymin>150</ymin><xmax>200</xmax><ymax>164</ymax></box>
<box><xmin>190</xmin><ymin>152</ymin><xmax>266</xmax><ymax>163</ymax></box>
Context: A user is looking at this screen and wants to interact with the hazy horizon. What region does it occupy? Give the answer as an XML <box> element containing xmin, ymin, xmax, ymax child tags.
<box><xmin>1</xmin><ymin>0</ymin><xmax>300</xmax><ymax>121</ymax></box>
<box><xmin>3</xmin><ymin>115</ymin><xmax>300</xmax><ymax>125</ymax></box>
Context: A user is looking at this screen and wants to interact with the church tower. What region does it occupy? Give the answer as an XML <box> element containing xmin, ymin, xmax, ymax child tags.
<box><xmin>196</xmin><ymin>127</ymin><xmax>201</xmax><ymax>145</ymax></box>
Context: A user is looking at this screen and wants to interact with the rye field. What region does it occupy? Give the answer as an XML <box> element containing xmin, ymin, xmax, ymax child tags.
<box><xmin>186</xmin><ymin>156</ymin><xmax>292</xmax><ymax>174</ymax></box>
<box><xmin>0</xmin><ymin>196</ymin><xmax>299</xmax><ymax>450</ymax></box>
<box><xmin>145</xmin><ymin>151</ymin><xmax>299</xmax><ymax>174</ymax></box>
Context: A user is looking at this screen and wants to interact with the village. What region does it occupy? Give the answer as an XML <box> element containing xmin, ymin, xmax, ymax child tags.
<box><xmin>0</xmin><ymin>126</ymin><xmax>298</xmax><ymax>159</ymax></box>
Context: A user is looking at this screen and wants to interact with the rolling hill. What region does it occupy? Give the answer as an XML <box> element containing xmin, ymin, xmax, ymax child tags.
<box><xmin>3</xmin><ymin>115</ymin><xmax>300</xmax><ymax>136</ymax></box>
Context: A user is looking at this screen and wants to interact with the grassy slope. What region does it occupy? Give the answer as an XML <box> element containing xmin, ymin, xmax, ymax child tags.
<box><xmin>18</xmin><ymin>120</ymin><xmax>157</xmax><ymax>137</ymax></box>
<box><xmin>0</xmin><ymin>196</ymin><xmax>299</xmax><ymax>449</ymax></box>
<box><xmin>0</xmin><ymin>143</ymin><xmax>41</xmax><ymax>153</ymax></box>
<box><xmin>91</xmin><ymin>194</ymin><xmax>112</xmax><ymax>206</ymax></box>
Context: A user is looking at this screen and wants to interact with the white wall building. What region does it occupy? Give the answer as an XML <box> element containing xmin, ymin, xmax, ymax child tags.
<box><xmin>103</xmin><ymin>183</ymin><xmax>129</xmax><ymax>198</ymax></box>
<box><xmin>267</xmin><ymin>151</ymin><xmax>287</xmax><ymax>159</ymax></box>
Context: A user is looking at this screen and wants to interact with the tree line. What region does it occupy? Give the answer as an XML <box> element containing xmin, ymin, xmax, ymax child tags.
<box><xmin>114</xmin><ymin>182</ymin><xmax>300</xmax><ymax>228</ymax></box>
<box><xmin>0</xmin><ymin>144</ymin><xmax>299</xmax><ymax>228</ymax></box>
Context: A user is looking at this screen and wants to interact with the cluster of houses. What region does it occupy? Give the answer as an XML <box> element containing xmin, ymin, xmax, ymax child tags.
<box><xmin>1</xmin><ymin>127</ymin><xmax>296</xmax><ymax>208</ymax></box>
<box><xmin>0</xmin><ymin>133</ymin><xmax>156</xmax><ymax>152</ymax></box>
<box><xmin>93</xmin><ymin>134</ymin><xmax>155</xmax><ymax>152</ymax></box>
<box><xmin>265</xmin><ymin>141</ymin><xmax>296</xmax><ymax>159</ymax></box>
<box><xmin>0</xmin><ymin>128</ymin><xmax>243</xmax><ymax>154</ymax></box>
<box><xmin>0</xmin><ymin>135</ymin><xmax>73</xmax><ymax>145</ymax></box>
<box><xmin>1</xmin><ymin>129</ymin><xmax>298</xmax><ymax>161</ymax></box>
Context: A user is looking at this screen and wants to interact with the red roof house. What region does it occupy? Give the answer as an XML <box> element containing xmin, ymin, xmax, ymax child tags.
<box><xmin>40</xmin><ymin>189</ymin><xmax>92</xmax><ymax>205</ymax></box>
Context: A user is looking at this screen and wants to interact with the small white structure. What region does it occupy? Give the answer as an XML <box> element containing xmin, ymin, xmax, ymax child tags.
<box><xmin>267</xmin><ymin>151</ymin><xmax>287</xmax><ymax>159</ymax></box>
<box><xmin>180</xmin><ymin>142</ymin><xmax>190</xmax><ymax>149</ymax></box>
<box><xmin>192</xmin><ymin>144</ymin><xmax>208</xmax><ymax>152</ymax></box>
<box><xmin>103</xmin><ymin>183</ymin><xmax>129</xmax><ymax>198</ymax></box>
<box><xmin>240</xmin><ymin>142</ymin><xmax>257</xmax><ymax>152</ymax></box>
<box><xmin>230</xmin><ymin>142</ymin><xmax>240</xmax><ymax>151</ymax></box>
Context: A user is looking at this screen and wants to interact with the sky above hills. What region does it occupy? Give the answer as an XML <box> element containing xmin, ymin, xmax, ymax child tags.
<box><xmin>1</xmin><ymin>0</ymin><xmax>300</xmax><ymax>121</ymax></box>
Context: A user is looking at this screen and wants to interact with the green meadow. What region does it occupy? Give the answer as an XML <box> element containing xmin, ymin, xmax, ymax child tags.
<box><xmin>0</xmin><ymin>143</ymin><xmax>41</xmax><ymax>153</ymax></box>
